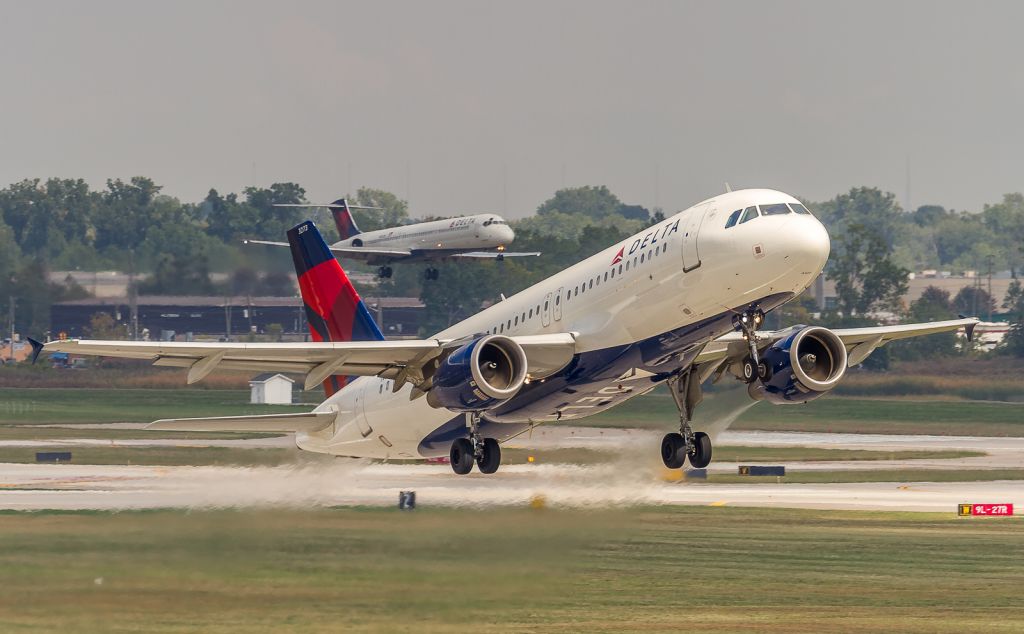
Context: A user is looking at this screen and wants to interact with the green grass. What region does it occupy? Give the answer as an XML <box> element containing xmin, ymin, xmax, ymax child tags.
<box><xmin>0</xmin><ymin>388</ymin><xmax>303</xmax><ymax>425</ymax></box>
<box><xmin>583</xmin><ymin>387</ymin><xmax>1024</xmax><ymax>436</ymax></box>
<box><xmin>0</xmin><ymin>507</ymin><xmax>1021</xmax><ymax>632</ymax></box>
<box><xmin>0</xmin><ymin>388</ymin><xmax>299</xmax><ymax>440</ymax></box>
<box><xmin>0</xmin><ymin>446</ymin><xmax>306</xmax><ymax>468</ymax></box>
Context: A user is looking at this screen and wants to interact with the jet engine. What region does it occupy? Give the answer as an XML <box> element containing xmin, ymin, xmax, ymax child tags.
<box><xmin>755</xmin><ymin>326</ymin><xmax>848</xmax><ymax>404</ymax></box>
<box><xmin>427</xmin><ymin>335</ymin><xmax>528</xmax><ymax>412</ymax></box>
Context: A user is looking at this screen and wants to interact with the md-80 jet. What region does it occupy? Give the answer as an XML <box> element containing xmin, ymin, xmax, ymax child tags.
<box><xmin>245</xmin><ymin>198</ymin><xmax>539</xmax><ymax>280</ymax></box>
<box><xmin>40</xmin><ymin>189</ymin><xmax>976</xmax><ymax>475</ymax></box>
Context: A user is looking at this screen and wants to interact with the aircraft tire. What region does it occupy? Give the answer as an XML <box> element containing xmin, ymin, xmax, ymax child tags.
<box><xmin>689</xmin><ymin>432</ymin><xmax>712</xmax><ymax>469</ymax></box>
<box><xmin>450</xmin><ymin>438</ymin><xmax>475</xmax><ymax>475</ymax></box>
<box><xmin>661</xmin><ymin>433</ymin><xmax>686</xmax><ymax>469</ymax></box>
<box><xmin>477</xmin><ymin>437</ymin><xmax>501</xmax><ymax>474</ymax></box>
<box><xmin>741</xmin><ymin>357</ymin><xmax>758</xmax><ymax>384</ymax></box>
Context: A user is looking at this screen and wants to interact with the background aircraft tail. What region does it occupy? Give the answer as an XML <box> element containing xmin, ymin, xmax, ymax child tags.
<box><xmin>287</xmin><ymin>220</ymin><xmax>384</xmax><ymax>396</ymax></box>
<box><xmin>329</xmin><ymin>199</ymin><xmax>362</xmax><ymax>240</ymax></box>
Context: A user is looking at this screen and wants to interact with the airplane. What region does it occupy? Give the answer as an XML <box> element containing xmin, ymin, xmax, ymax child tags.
<box><xmin>244</xmin><ymin>198</ymin><xmax>540</xmax><ymax>280</ymax></box>
<box><xmin>38</xmin><ymin>189</ymin><xmax>978</xmax><ymax>475</ymax></box>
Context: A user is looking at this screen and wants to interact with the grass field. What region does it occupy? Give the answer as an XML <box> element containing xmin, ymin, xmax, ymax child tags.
<box><xmin>0</xmin><ymin>507</ymin><xmax>1020</xmax><ymax>633</ymax></box>
<box><xmin>585</xmin><ymin>387</ymin><xmax>1024</xmax><ymax>436</ymax></box>
<box><xmin>0</xmin><ymin>388</ymin><xmax>304</xmax><ymax>425</ymax></box>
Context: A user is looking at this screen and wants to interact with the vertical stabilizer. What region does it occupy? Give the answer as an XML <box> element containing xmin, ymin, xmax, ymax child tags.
<box><xmin>287</xmin><ymin>220</ymin><xmax>383</xmax><ymax>396</ymax></box>
<box><xmin>329</xmin><ymin>199</ymin><xmax>362</xmax><ymax>240</ymax></box>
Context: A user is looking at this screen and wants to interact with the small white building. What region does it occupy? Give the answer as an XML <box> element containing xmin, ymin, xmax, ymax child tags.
<box><xmin>249</xmin><ymin>373</ymin><xmax>294</xmax><ymax>405</ymax></box>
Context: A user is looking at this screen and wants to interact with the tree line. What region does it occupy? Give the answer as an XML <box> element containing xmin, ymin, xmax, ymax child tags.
<box><xmin>0</xmin><ymin>177</ymin><xmax>1022</xmax><ymax>357</ymax></box>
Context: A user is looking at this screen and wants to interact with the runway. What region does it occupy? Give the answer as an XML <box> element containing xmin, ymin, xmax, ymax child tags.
<box><xmin>0</xmin><ymin>426</ymin><xmax>1020</xmax><ymax>513</ymax></box>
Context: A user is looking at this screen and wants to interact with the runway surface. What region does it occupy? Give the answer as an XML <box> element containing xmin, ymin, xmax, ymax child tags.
<box><xmin>1</xmin><ymin>426</ymin><xmax>1020</xmax><ymax>513</ymax></box>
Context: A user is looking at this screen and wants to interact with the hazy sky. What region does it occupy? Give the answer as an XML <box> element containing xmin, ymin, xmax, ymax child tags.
<box><xmin>2</xmin><ymin>1</ymin><xmax>1023</xmax><ymax>218</ymax></box>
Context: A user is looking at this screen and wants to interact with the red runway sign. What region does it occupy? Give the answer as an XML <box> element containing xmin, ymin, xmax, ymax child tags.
<box><xmin>958</xmin><ymin>504</ymin><xmax>1014</xmax><ymax>517</ymax></box>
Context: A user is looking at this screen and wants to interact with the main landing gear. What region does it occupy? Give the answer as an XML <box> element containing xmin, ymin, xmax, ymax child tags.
<box><xmin>660</xmin><ymin>370</ymin><xmax>713</xmax><ymax>469</ymax></box>
<box><xmin>377</xmin><ymin>266</ymin><xmax>394</xmax><ymax>279</ymax></box>
<box><xmin>450</xmin><ymin>412</ymin><xmax>501</xmax><ymax>475</ymax></box>
<box><xmin>424</xmin><ymin>267</ymin><xmax>440</xmax><ymax>281</ymax></box>
<box><xmin>733</xmin><ymin>306</ymin><xmax>767</xmax><ymax>384</ymax></box>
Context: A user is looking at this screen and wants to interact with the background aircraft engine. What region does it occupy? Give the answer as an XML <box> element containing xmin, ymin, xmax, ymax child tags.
<box><xmin>427</xmin><ymin>335</ymin><xmax>528</xmax><ymax>412</ymax></box>
<box><xmin>757</xmin><ymin>326</ymin><xmax>848</xmax><ymax>404</ymax></box>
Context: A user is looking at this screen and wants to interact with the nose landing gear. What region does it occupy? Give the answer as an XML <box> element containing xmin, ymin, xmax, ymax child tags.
<box><xmin>661</xmin><ymin>371</ymin><xmax>713</xmax><ymax>470</ymax></box>
<box><xmin>377</xmin><ymin>266</ymin><xmax>394</xmax><ymax>279</ymax></box>
<box><xmin>734</xmin><ymin>306</ymin><xmax>767</xmax><ymax>384</ymax></box>
<box><xmin>449</xmin><ymin>411</ymin><xmax>502</xmax><ymax>475</ymax></box>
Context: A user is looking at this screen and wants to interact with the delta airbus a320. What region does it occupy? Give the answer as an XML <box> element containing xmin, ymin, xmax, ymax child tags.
<box><xmin>41</xmin><ymin>189</ymin><xmax>976</xmax><ymax>475</ymax></box>
<box><xmin>245</xmin><ymin>198</ymin><xmax>539</xmax><ymax>280</ymax></box>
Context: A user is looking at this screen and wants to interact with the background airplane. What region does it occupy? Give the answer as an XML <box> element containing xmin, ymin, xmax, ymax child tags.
<box><xmin>245</xmin><ymin>198</ymin><xmax>540</xmax><ymax>279</ymax></box>
<box><xmin>41</xmin><ymin>189</ymin><xmax>977</xmax><ymax>475</ymax></box>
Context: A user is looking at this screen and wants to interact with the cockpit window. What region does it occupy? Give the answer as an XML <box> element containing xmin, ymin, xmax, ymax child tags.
<box><xmin>739</xmin><ymin>206</ymin><xmax>759</xmax><ymax>224</ymax></box>
<box><xmin>760</xmin><ymin>203</ymin><xmax>791</xmax><ymax>216</ymax></box>
<box><xmin>789</xmin><ymin>203</ymin><xmax>812</xmax><ymax>215</ymax></box>
<box><xmin>724</xmin><ymin>209</ymin><xmax>742</xmax><ymax>228</ymax></box>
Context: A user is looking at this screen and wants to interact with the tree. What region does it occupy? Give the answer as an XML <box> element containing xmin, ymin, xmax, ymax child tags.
<box><xmin>953</xmin><ymin>286</ymin><xmax>996</xmax><ymax>318</ymax></box>
<box><xmin>828</xmin><ymin>221</ymin><xmax>909</xmax><ymax>315</ymax></box>
<box><xmin>537</xmin><ymin>186</ymin><xmax>623</xmax><ymax>219</ymax></box>
<box><xmin>1002</xmin><ymin>280</ymin><xmax>1024</xmax><ymax>356</ymax></box>
<box><xmin>85</xmin><ymin>312</ymin><xmax>128</xmax><ymax>339</ymax></box>
<box><xmin>981</xmin><ymin>193</ymin><xmax>1024</xmax><ymax>277</ymax></box>
<box><xmin>891</xmin><ymin>286</ymin><xmax>958</xmax><ymax>360</ymax></box>
<box><xmin>354</xmin><ymin>188</ymin><xmax>409</xmax><ymax>231</ymax></box>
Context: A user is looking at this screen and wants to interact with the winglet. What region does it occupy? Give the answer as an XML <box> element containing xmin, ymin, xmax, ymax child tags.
<box><xmin>958</xmin><ymin>315</ymin><xmax>978</xmax><ymax>342</ymax></box>
<box><xmin>27</xmin><ymin>337</ymin><xmax>44</xmax><ymax>364</ymax></box>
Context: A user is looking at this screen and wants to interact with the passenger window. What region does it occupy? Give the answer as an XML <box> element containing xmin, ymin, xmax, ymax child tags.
<box><xmin>514</xmin><ymin>316</ymin><xmax>519</xmax><ymax>325</ymax></box>
<box><xmin>544</xmin><ymin>301</ymin><xmax>549</xmax><ymax>310</ymax></box>
<box><xmin>604</xmin><ymin>272</ymin><xmax>608</xmax><ymax>281</ymax></box>
<box><xmin>500</xmin><ymin>323</ymin><xmax>504</xmax><ymax>333</ymax></box>
<box><xmin>507</xmin><ymin>319</ymin><xmax>511</xmax><ymax>329</ymax></box>
<box><xmin>618</xmin><ymin>264</ymin><xmax>623</xmax><ymax>274</ymax></box>
<box><xmin>610</xmin><ymin>268</ymin><xmax>615</xmax><ymax>278</ymax></box>
<box><xmin>529</xmin><ymin>309</ymin><xmax>533</xmax><ymax>318</ymax></box>
<box><xmin>761</xmin><ymin>203</ymin><xmax>790</xmax><ymax>216</ymax></box>
<box><xmin>789</xmin><ymin>203</ymin><xmax>812</xmax><ymax>215</ymax></box>
<box><xmin>589</xmin><ymin>280</ymin><xmax>593</xmax><ymax>289</ymax></box>
<box><xmin>625</xmin><ymin>261</ymin><xmax>630</xmax><ymax>271</ymax></box>
<box><xmin>556</xmin><ymin>295</ymin><xmax>560</xmax><ymax>305</ymax></box>
<box><xmin>725</xmin><ymin>209</ymin><xmax>742</xmax><ymax>228</ymax></box>
<box><xmin>641</xmin><ymin>253</ymin><xmax>645</xmax><ymax>263</ymax></box>
<box><xmin>739</xmin><ymin>206</ymin><xmax>759</xmax><ymax>224</ymax></box>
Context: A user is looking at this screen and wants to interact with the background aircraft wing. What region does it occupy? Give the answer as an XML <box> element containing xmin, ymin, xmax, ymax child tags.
<box><xmin>451</xmin><ymin>251</ymin><xmax>542</xmax><ymax>258</ymax></box>
<box><xmin>693</xmin><ymin>317</ymin><xmax>979</xmax><ymax>369</ymax></box>
<box><xmin>43</xmin><ymin>332</ymin><xmax>577</xmax><ymax>392</ymax></box>
<box><xmin>243</xmin><ymin>239</ymin><xmax>411</xmax><ymax>261</ymax></box>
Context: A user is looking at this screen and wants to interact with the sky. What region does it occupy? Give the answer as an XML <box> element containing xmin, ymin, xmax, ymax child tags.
<box><xmin>2</xmin><ymin>1</ymin><xmax>1023</xmax><ymax>219</ymax></box>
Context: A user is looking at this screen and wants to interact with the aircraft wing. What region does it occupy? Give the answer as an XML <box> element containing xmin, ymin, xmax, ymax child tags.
<box><xmin>243</xmin><ymin>239</ymin><xmax>412</xmax><ymax>261</ymax></box>
<box><xmin>147</xmin><ymin>411</ymin><xmax>336</xmax><ymax>433</ymax></box>
<box><xmin>693</xmin><ymin>317</ymin><xmax>979</xmax><ymax>369</ymax></box>
<box><xmin>452</xmin><ymin>251</ymin><xmax>542</xmax><ymax>258</ymax></box>
<box><xmin>42</xmin><ymin>332</ymin><xmax>577</xmax><ymax>392</ymax></box>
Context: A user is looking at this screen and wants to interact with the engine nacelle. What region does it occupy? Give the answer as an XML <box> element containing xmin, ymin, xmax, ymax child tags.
<box><xmin>427</xmin><ymin>335</ymin><xmax>528</xmax><ymax>412</ymax></box>
<box><xmin>756</xmin><ymin>326</ymin><xmax>848</xmax><ymax>404</ymax></box>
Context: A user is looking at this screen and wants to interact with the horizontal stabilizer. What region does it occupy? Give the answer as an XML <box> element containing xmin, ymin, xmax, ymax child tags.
<box><xmin>453</xmin><ymin>251</ymin><xmax>542</xmax><ymax>258</ymax></box>
<box><xmin>147</xmin><ymin>411</ymin><xmax>336</xmax><ymax>433</ymax></box>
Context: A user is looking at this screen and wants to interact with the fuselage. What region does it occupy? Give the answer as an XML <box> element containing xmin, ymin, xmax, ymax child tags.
<box><xmin>298</xmin><ymin>189</ymin><xmax>830</xmax><ymax>459</ymax></box>
<box><xmin>333</xmin><ymin>214</ymin><xmax>515</xmax><ymax>252</ymax></box>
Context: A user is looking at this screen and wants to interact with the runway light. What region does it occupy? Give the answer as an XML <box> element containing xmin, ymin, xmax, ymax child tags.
<box><xmin>527</xmin><ymin>455</ymin><xmax>535</xmax><ymax>463</ymax></box>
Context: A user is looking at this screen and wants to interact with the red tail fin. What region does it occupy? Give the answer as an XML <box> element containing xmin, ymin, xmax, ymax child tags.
<box><xmin>287</xmin><ymin>220</ymin><xmax>383</xmax><ymax>396</ymax></box>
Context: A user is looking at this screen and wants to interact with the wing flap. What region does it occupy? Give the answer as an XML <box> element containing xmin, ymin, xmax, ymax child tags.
<box><xmin>147</xmin><ymin>411</ymin><xmax>336</xmax><ymax>433</ymax></box>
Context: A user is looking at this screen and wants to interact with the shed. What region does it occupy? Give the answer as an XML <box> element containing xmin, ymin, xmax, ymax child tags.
<box><xmin>249</xmin><ymin>373</ymin><xmax>295</xmax><ymax>405</ymax></box>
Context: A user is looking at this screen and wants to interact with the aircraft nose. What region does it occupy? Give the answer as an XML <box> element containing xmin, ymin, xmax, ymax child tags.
<box><xmin>786</xmin><ymin>216</ymin><xmax>831</xmax><ymax>272</ymax></box>
<box><xmin>499</xmin><ymin>225</ymin><xmax>515</xmax><ymax>243</ymax></box>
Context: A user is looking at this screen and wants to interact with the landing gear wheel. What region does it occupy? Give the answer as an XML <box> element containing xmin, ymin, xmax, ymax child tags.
<box><xmin>424</xmin><ymin>267</ymin><xmax>439</xmax><ymax>281</ymax></box>
<box><xmin>477</xmin><ymin>438</ymin><xmax>501</xmax><ymax>474</ymax></box>
<box><xmin>741</xmin><ymin>357</ymin><xmax>758</xmax><ymax>384</ymax></box>
<box><xmin>689</xmin><ymin>431</ymin><xmax>713</xmax><ymax>469</ymax></box>
<box><xmin>450</xmin><ymin>438</ymin><xmax>475</xmax><ymax>475</ymax></box>
<box><xmin>661</xmin><ymin>433</ymin><xmax>687</xmax><ymax>469</ymax></box>
<box><xmin>378</xmin><ymin>266</ymin><xmax>394</xmax><ymax>279</ymax></box>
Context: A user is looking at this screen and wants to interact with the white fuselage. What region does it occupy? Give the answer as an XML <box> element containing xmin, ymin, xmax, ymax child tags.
<box><xmin>334</xmin><ymin>214</ymin><xmax>515</xmax><ymax>252</ymax></box>
<box><xmin>298</xmin><ymin>189</ymin><xmax>830</xmax><ymax>459</ymax></box>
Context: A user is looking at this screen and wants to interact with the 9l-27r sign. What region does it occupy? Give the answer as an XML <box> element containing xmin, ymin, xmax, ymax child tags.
<box><xmin>958</xmin><ymin>503</ymin><xmax>1014</xmax><ymax>517</ymax></box>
